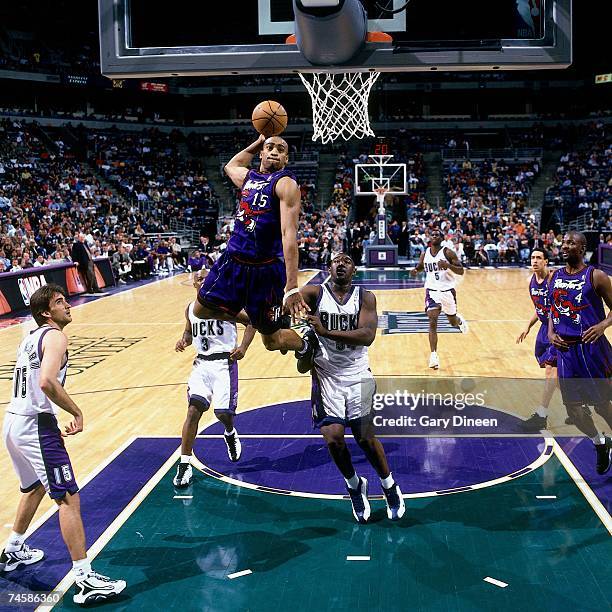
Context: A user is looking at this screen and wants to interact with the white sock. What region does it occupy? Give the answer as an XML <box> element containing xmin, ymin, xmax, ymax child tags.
<box><xmin>224</xmin><ymin>428</ymin><xmax>236</xmax><ymax>437</ymax></box>
<box><xmin>345</xmin><ymin>473</ymin><xmax>360</xmax><ymax>490</ymax></box>
<box><xmin>380</xmin><ymin>473</ymin><xmax>395</xmax><ymax>489</ymax></box>
<box><xmin>536</xmin><ymin>406</ymin><xmax>548</xmax><ymax>418</ymax></box>
<box><xmin>591</xmin><ymin>435</ymin><xmax>605</xmax><ymax>445</ymax></box>
<box><xmin>5</xmin><ymin>530</ymin><xmax>25</xmax><ymax>552</ymax></box>
<box><xmin>180</xmin><ymin>454</ymin><xmax>192</xmax><ymax>464</ymax></box>
<box><xmin>72</xmin><ymin>557</ymin><xmax>92</xmax><ymax>582</ymax></box>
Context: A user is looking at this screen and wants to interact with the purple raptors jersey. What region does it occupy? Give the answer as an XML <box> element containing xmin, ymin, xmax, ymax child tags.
<box><xmin>529</xmin><ymin>273</ymin><xmax>550</xmax><ymax>325</ymax></box>
<box><xmin>549</xmin><ymin>266</ymin><xmax>605</xmax><ymax>339</ymax></box>
<box><xmin>227</xmin><ymin>168</ymin><xmax>298</xmax><ymax>263</ymax></box>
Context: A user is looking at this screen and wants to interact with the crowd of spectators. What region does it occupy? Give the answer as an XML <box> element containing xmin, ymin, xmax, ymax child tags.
<box><xmin>544</xmin><ymin>121</ymin><xmax>611</xmax><ymax>233</ymax></box>
<box><xmin>0</xmin><ymin>119</ymin><xmax>197</xmax><ymax>283</ymax></box>
<box><xmin>2</xmin><ymin>115</ymin><xmax>610</xmax><ymax>288</ymax></box>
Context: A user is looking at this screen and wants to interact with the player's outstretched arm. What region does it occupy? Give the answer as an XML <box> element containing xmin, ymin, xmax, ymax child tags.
<box><xmin>308</xmin><ymin>290</ymin><xmax>378</xmax><ymax>347</ymax></box>
<box><xmin>224</xmin><ymin>134</ymin><xmax>266</xmax><ymax>188</ymax></box>
<box><xmin>39</xmin><ymin>330</ymin><xmax>83</xmax><ymax>436</ymax></box>
<box><xmin>582</xmin><ymin>269</ymin><xmax>612</xmax><ymax>343</ymax></box>
<box><xmin>410</xmin><ymin>252</ymin><xmax>425</xmax><ymax>276</ymax></box>
<box><xmin>278</xmin><ymin>176</ymin><xmax>309</xmax><ymax>318</ymax></box>
<box><xmin>516</xmin><ymin>312</ymin><xmax>539</xmax><ymax>343</ymax></box>
<box><xmin>231</xmin><ymin>324</ymin><xmax>257</xmax><ymax>361</ymax></box>
<box><xmin>175</xmin><ymin>305</ymin><xmax>193</xmax><ymax>352</ymax></box>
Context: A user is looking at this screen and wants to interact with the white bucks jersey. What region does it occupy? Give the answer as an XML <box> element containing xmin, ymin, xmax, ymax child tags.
<box><xmin>188</xmin><ymin>302</ymin><xmax>237</xmax><ymax>355</ymax></box>
<box><xmin>424</xmin><ymin>247</ymin><xmax>456</xmax><ymax>290</ymax></box>
<box><xmin>8</xmin><ymin>326</ymin><xmax>68</xmax><ymax>416</ymax></box>
<box><xmin>314</xmin><ymin>285</ymin><xmax>370</xmax><ymax>378</ymax></box>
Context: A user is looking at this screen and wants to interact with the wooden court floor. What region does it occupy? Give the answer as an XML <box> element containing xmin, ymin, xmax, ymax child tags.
<box><xmin>0</xmin><ymin>268</ymin><xmax>609</xmax><ymax>532</ymax></box>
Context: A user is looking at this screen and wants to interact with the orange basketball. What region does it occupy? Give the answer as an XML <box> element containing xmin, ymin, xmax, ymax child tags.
<box><xmin>252</xmin><ymin>100</ymin><xmax>288</xmax><ymax>137</ymax></box>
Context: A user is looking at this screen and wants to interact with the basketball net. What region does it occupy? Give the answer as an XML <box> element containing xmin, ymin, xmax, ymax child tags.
<box><xmin>299</xmin><ymin>71</ymin><xmax>380</xmax><ymax>144</ymax></box>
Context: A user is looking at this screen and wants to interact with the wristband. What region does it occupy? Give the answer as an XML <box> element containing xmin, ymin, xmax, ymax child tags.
<box><xmin>283</xmin><ymin>288</ymin><xmax>300</xmax><ymax>304</ymax></box>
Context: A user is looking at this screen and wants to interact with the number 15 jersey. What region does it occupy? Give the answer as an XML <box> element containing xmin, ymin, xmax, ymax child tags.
<box><xmin>8</xmin><ymin>326</ymin><xmax>68</xmax><ymax>416</ymax></box>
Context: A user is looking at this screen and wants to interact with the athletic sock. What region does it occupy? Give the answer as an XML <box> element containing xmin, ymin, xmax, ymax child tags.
<box><xmin>5</xmin><ymin>530</ymin><xmax>25</xmax><ymax>553</ymax></box>
<box><xmin>180</xmin><ymin>454</ymin><xmax>192</xmax><ymax>464</ymax></box>
<box><xmin>591</xmin><ymin>435</ymin><xmax>605</xmax><ymax>445</ymax></box>
<box><xmin>224</xmin><ymin>428</ymin><xmax>236</xmax><ymax>437</ymax></box>
<box><xmin>72</xmin><ymin>557</ymin><xmax>92</xmax><ymax>582</ymax></box>
<box><xmin>380</xmin><ymin>473</ymin><xmax>395</xmax><ymax>490</ymax></box>
<box><xmin>345</xmin><ymin>473</ymin><xmax>360</xmax><ymax>490</ymax></box>
<box><xmin>535</xmin><ymin>406</ymin><xmax>548</xmax><ymax>418</ymax></box>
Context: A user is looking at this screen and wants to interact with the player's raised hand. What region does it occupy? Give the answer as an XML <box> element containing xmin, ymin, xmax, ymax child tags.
<box><xmin>582</xmin><ymin>322</ymin><xmax>607</xmax><ymax>343</ymax></box>
<box><xmin>283</xmin><ymin>291</ymin><xmax>310</xmax><ymax>320</ymax></box>
<box><xmin>175</xmin><ymin>338</ymin><xmax>188</xmax><ymax>352</ymax></box>
<box><xmin>516</xmin><ymin>328</ymin><xmax>530</xmax><ymax>344</ymax></box>
<box><xmin>62</xmin><ymin>412</ymin><xmax>83</xmax><ymax>437</ymax></box>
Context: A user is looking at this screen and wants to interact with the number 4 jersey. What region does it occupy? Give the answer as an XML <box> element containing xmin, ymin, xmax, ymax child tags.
<box><xmin>313</xmin><ymin>285</ymin><xmax>370</xmax><ymax>379</ymax></box>
<box><xmin>8</xmin><ymin>326</ymin><xmax>68</xmax><ymax>416</ymax></box>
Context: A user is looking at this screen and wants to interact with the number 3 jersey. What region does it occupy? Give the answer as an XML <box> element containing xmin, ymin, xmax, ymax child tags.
<box><xmin>313</xmin><ymin>285</ymin><xmax>370</xmax><ymax>379</ymax></box>
<box><xmin>9</xmin><ymin>326</ymin><xmax>68</xmax><ymax>416</ymax></box>
<box><xmin>188</xmin><ymin>302</ymin><xmax>237</xmax><ymax>355</ymax></box>
<box><xmin>424</xmin><ymin>247</ymin><xmax>456</xmax><ymax>291</ymax></box>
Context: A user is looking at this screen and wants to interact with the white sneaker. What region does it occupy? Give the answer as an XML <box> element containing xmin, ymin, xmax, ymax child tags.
<box><xmin>457</xmin><ymin>314</ymin><xmax>469</xmax><ymax>333</ymax></box>
<box><xmin>173</xmin><ymin>462</ymin><xmax>193</xmax><ymax>488</ymax></box>
<box><xmin>224</xmin><ymin>430</ymin><xmax>242</xmax><ymax>462</ymax></box>
<box><xmin>73</xmin><ymin>571</ymin><xmax>126</xmax><ymax>605</ymax></box>
<box><xmin>429</xmin><ymin>352</ymin><xmax>439</xmax><ymax>370</ymax></box>
<box><xmin>0</xmin><ymin>544</ymin><xmax>44</xmax><ymax>572</ymax></box>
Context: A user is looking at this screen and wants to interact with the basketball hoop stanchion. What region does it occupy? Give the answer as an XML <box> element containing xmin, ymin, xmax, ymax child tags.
<box><xmin>364</xmin><ymin>187</ymin><xmax>398</xmax><ymax>266</ymax></box>
<box><xmin>354</xmin><ymin>155</ymin><xmax>405</xmax><ymax>267</ymax></box>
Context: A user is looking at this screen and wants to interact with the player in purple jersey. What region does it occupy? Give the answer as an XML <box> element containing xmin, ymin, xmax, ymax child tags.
<box><xmin>516</xmin><ymin>248</ymin><xmax>558</xmax><ymax>431</ymax></box>
<box><xmin>548</xmin><ymin>231</ymin><xmax>612</xmax><ymax>474</ymax></box>
<box><xmin>194</xmin><ymin>135</ymin><xmax>311</xmax><ymax>358</ymax></box>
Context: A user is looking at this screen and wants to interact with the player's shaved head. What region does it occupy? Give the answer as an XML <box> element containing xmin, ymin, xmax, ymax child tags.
<box><xmin>566</xmin><ymin>230</ymin><xmax>587</xmax><ymax>247</ymax></box>
<box><xmin>331</xmin><ymin>252</ymin><xmax>354</xmax><ymax>264</ymax></box>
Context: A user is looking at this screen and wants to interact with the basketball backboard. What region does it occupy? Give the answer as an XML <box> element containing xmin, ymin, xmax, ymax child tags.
<box><xmin>355</xmin><ymin>155</ymin><xmax>407</xmax><ymax>196</ymax></box>
<box><xmin>99</xmin><ymin>0</ymin><xmax>572</xmax><ymax>78</ymax></box>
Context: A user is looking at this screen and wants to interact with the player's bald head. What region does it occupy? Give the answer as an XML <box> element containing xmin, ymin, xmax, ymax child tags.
<box><xmin>566</xmin><ymin>230</ymin><xmax>586</xmax><ymax>247</ymax></box>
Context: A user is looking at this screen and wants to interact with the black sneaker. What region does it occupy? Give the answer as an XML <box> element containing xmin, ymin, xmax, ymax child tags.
<box><xmin>595</xmin><ymin>437</ymin><xmax>612</xmax><ymax>475</ymax></box>
<box><xmin>521</xmin><ymin>413</ymin><xmax>547</xmax><ymax>432</ymax></box>
<box><xmin>382</xmin><ymin>483</ymin><xmax>406</xmax><ymax>521</ymax></box>
<box><xmin>73</xmin><ymin>571</ymin><xmax>126</xmax><ymax>605</ymax></box>
<box><xmin>295</xmin><ymin>329</ymin><xmax>319</xmax><ymax>374</ymax></box>
<box><xmin>224</xmin><ymin>430</ymin><xmax>242</xmax><ymax>462</ymax></box>
<box><xmin>346</xmin><ymin>477</ymin><xmax>370</xmax><ymax>524</ymax></box>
